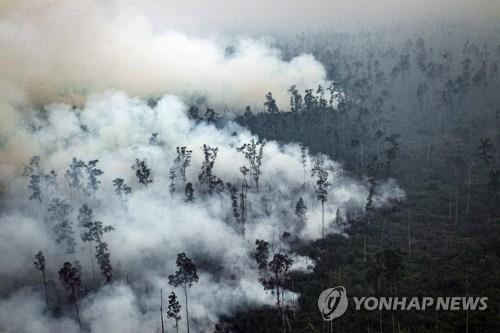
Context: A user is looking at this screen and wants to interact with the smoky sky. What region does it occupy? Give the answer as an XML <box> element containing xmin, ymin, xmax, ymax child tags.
<box><xmin>19</xmin><ymin>0</ymin><xmax>496</xmax><ymax>33</ymax></box>
<box><xmin>1</xmin><ymin>1</ymin><xmax>498</xmax><ymax>36</ymax></box>
<box><xmin>79</xmin><ymin>0</ymin><xmax>500</xmax><ymax>33</ymax></box>
<box><xmin>0</xmin><ymin>0</ymin><xmax>498</xmax><ymax>111</ymax></box>
<box><xmin>0</xmin><ymin>0</ymin><xmax>328</xmax><ymax>110</ymax></box>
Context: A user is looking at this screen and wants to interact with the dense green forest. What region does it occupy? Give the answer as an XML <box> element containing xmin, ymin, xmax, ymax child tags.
<box><xmin>215</xmin><ymin>31</ymin><xmax>500</xmax><ymax>332</ymax></box>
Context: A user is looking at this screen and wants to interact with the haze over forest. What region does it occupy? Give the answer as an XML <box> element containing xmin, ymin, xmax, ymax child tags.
<box><xmin>0</xmin><ymin>1</ymin><xmax>499</xmax><ymax>332</ymax></box>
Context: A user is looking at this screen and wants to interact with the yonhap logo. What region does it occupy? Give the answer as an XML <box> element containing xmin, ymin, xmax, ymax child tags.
<box><xmin>317</xmin><ymin>286</ymin><xmax>348</xmax><ymax>321</ymax></box>
<box><xmin>318</xmin><ymin>286</ymin><xmax>488</xmax><ymax>321</ymax></box>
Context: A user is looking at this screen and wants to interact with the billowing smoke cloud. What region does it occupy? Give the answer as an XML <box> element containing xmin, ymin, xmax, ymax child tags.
<box><xmin>0</xmin><ymin>92</ymin><xmax>404</xmax><ymax>332</ymax></box>
<box><xmin>0</xmin><ymin>1</ymin><xmax>409</xmax><ymax>331</ymax></box>
<box><xmin>0</xmin><ymin>0</ymin><xmax>326</xmax><ymax>110</ymax></box>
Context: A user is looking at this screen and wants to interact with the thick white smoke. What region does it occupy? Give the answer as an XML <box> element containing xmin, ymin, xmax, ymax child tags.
<box><xmin>0</xmin><ymin>1</ymin><xmax>409</xmax><ymax>331</ymax></box>
<box><xmin>0</xmin><ymin>0</ymin><xmax>326</xmax><ymax>111</ymax></box>
<box><xmin>0</xmin><ymin>92</ymin><xmax>404</xmax><ymax>332</ymax></box>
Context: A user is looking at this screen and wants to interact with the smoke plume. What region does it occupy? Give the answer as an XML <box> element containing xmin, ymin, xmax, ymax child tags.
<box><xmin>0</xmin><ymin>1</ymin><xmax>409</xmax><ymax>332</ymax></box>
<box><xmin>0</xmin><ymin>92</ymin><xmax>404</xmax><ymax>332</ymax></box>
<box><xmin>0</xmin><ymin>0</ymin><xmax>326</xmax><ymax>110</ymax></box>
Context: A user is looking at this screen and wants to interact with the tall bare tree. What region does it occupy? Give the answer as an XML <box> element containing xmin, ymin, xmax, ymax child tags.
<box><xmin>237</xmin><ymin>139</ymin><xmax>265</xmax><ymax>190</ymax></box>
<box><xmin>58</xmin><ymin>262</ymin><xmax>82</xmax><ymax>332</ymax></box>
<box><xmin>312</xmin><ymin>157</ymin><xmax>330</xmax><ymax>238</ymax></box>
<box><xmin>34</xmin><ymin>251</ymin><xmax>49</xmax><ymax>308</ymax></box>
<box><xmin>167</xmin><ymin>291</ymin><xmax>182</xmax><ymax>333</ymax></box>
<box><xmin>168</xmin><ymin>253</ymin><xmax>199</xmax><ymax>333</ymax></box>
